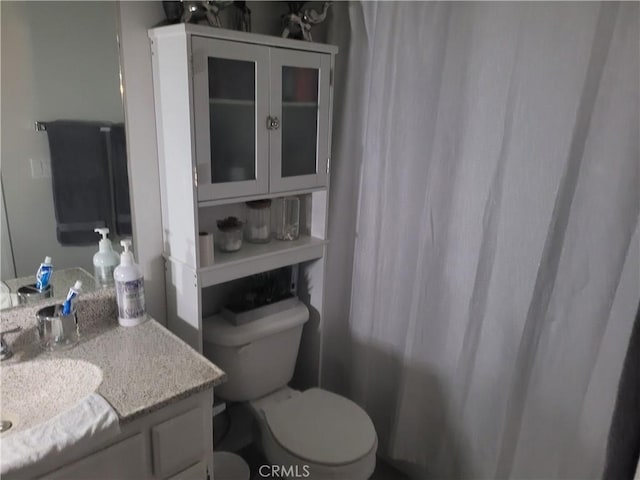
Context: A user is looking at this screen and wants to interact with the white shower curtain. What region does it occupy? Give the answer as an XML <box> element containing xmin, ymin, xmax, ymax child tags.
<box><xmin>323</xmin><ymin>2</ymin><xmax>639</xmax><ymax>478</ymax></box>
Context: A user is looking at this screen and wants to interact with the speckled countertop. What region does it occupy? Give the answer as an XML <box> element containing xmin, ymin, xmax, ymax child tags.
<box><xmin>0</xmin><ymin>288</ymin><xmax>226</xmax><ymax>424</ymax></box>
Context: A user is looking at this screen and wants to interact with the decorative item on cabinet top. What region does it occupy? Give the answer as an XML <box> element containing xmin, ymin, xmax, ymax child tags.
<box><xmin>163</xmin><ymin>1</ymin><xmax>252</xmax><ymax>30</ymax></box>
<box><xmin>282</xmin><ymin>2</ymin><xmax>332</xmax><ymax>42</ymax></box>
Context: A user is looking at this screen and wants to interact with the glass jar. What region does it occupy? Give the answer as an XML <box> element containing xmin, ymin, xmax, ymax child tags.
<box><xmin>245</xmin><ymin>200</ymin><xmax>271</xmax><ymax>243</ymax></box>
<box><xmin>274</xmin><ymin>197</ymin><xmax>300</xmax><ymax>241</ymax></box>
<box><xmin>216</xmin><ymin>217</ymin><xmax>243</xmax><ymax>252</ymax></box>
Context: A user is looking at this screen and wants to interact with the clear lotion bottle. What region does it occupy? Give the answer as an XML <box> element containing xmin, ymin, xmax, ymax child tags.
<box><xmin>93</xmin><ymin>228</ymin><xmax>119</xmax><ymax>287</ymax></box>
<box><xmin>114</xmin><ymin>239</ymin><xmax>146</xmax><ymax>327</ymax></box>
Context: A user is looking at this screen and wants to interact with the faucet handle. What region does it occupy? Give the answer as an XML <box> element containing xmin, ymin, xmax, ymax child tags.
<box><xmin>0</xmin><ymin>326</ymin><xmax>21</xmax><ymax>361</ymax></box>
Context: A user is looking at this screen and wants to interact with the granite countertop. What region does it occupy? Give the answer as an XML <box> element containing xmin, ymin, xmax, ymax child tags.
<box><xmin>0</xmin><ymin>288</ymin><xmax>226</xmax><ymax>424</ymax></box>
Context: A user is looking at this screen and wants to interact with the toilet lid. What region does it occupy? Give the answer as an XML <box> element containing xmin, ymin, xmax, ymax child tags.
<box><xmin>262</xmin><ymin>388</ymin><xmax>377</xmax><ymax>466</ymax></box>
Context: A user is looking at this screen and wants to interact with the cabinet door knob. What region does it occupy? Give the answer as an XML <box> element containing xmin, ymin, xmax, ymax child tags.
<box><xmin>267</xmin><ymin>116</ymin><xmax>280</xmax><ymax>130</ymax></box>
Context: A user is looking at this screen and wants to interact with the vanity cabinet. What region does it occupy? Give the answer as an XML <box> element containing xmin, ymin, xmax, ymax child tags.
<box><xmin>41</xmin><ymin>390</ymin><xmax>213</xmax><ymax>480</ymax></box>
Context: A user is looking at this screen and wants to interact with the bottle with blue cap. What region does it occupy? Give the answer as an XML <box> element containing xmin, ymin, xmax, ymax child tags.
<box><xmin>113</xmin><ymin>239</ymin><xmax>146</xmax><ymax>327</ymax></box>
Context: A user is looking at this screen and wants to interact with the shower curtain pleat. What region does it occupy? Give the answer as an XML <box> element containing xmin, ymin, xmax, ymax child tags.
<box><xmin>324</xmin><ymin>2</ymin><xmax>639</xmax><ymax>478</ymax></box>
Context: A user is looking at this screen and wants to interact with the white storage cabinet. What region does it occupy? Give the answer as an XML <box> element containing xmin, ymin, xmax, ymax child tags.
<box><xmin>150</xmin><ymin>24</ymin><xmax>337</xmax><ymax>391</ymax></box>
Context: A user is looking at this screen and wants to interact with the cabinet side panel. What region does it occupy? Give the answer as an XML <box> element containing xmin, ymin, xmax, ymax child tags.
<box><xmin>310</xmin><ymin>190</ymin><xmax>328</xmax><ymax>239</ymax></box>
<box><xmin>293</xmin><ymin>255</ymin><xmax>327</xmax><ymax>389</ymax></box>
<box><xmin>165</xmin><ymin>258</ymin><xmax>202</xmax><ymax>351</ymax></box>
<box><xmin>151</xmin><ymin>34</ymin><xmax>199</xmax><ymax>268</ymax></box>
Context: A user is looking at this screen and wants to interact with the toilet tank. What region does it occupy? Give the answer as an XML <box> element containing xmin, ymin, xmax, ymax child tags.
<box><xmin>203</xmin><ymin>299</ymin><xmax>309</xmax><ymax>401</ymax></box>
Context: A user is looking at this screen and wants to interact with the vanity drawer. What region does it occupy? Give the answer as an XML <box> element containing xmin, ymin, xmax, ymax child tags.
<box><xmin>152</xmin><ymin>407</ymin><xmax>205</xmax><ymax>478</ymax></box>
<box><xmin>45</xmin><ymin>433</ymin><xmax>148</xmax><ymax>480</ymax></box>
<box><xmin>167</xmin><ymin>461</ymin><xmax>207</xmax><ymax>480</ymax></box>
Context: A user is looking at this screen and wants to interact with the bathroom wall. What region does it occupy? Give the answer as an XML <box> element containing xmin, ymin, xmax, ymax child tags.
<box><xmin>0</xmin><ymin>1</ymin><xmax>123</xmax><ymax>278</ymax></box>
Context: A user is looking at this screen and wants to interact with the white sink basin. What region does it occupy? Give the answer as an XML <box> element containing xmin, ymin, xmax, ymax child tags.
<box><xmin>1</xmin><ymin>359</ymin><xmax>103</xmax><ymax>434</ymax></box>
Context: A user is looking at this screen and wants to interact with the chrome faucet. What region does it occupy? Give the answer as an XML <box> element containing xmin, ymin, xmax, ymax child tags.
<box><xmin>0</xmin><ymin>326</ymin><xmax>21</xmax><ymax>361</ymax></box>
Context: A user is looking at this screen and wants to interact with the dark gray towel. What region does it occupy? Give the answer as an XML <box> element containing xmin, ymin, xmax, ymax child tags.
<box><xmin>46</xmin><ymin>120</ymin><xmax>114</xmax><ymax>245</ymax></box>
<box><xmin>109</xmin><ymin>124</ymin><xmax>132</xmax><ymax>236</ymax></box>
<box><xmin>603</xmin><ymin>300</ymin><xmax>640</xmax><ymax>479</ymax></box>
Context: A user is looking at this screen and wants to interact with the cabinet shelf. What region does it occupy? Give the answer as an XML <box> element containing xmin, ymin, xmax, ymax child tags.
<box><xmin>208</xmin><ymin>99</ymin><xmax>316</xmax><ymax>108</ymax></box>
<box><xmin>282</xmin><ymin>101</ymin><xmax>317</xmax><ymax>107</ymax></box>
<box><xmin>209</xmin><ymin>98</ymin><xmax>255</xmax><ymax>106</ymax></box>
<box><xmin>197</xmin><ymin>235</ymin><xmax>327</xmax><ymax>287</ymax></box>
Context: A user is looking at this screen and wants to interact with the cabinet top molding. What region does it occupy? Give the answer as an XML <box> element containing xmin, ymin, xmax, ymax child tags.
<box><xmin>149</xmin><ymin>23</ymin><xmax>339</xmax><ymax>55</ymax></box>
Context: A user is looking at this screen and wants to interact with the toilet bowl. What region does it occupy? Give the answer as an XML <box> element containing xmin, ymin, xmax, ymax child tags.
<box><xmin>203</xmin><ymin>300</ymin><xmax>378</xmax><ymax>479</ymax></box>
<box><xmin>212</xmin><ymin>451</ymin><xmax>250</xmax><ymax>480</ymax></box>
<box><xmin>249</xmin><ymin>387</ymin><xmax>377</xmax><ymax>480</ymax></box>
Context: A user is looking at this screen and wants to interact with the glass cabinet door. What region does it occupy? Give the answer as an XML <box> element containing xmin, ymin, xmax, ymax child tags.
<box><xmin>269</xmin><ymin>49</ymin><xmax>331</xmax><ymax>192</ymax></box>
<box><xmin>192</xmin><ymin>37</ymin><xmax>269</xmax><ymax>201</ymax></box>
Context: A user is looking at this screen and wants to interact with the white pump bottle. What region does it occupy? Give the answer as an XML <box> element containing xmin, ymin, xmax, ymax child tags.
<box><xmin>93</xmin><ymin>228</ymin><xmax>119</xmax><ymax>288</ymax></box>
<box><xmin>113</xmin><ymin>239</ymin><xmax>146</xmax><ymax>327</ymax></box>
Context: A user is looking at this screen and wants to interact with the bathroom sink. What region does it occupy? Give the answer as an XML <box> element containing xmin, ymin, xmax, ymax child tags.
<box><xmin>0</xmin><ymin>359</ymin><xmax>103</xmax><ymax>434</ymax></box>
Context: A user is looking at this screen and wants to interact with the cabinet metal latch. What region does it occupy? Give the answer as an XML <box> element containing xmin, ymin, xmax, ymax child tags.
<box><xmin>266</xmin><ymin>116</ymin><xmax>280</xmax><ymax>130</ymax></box>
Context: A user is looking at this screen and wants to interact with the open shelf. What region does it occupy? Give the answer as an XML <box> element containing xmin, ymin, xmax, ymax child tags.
<box><xmin>198</xmin><ymin>235</ymin><xmax>327</xmax><ymax>287</ymax></box>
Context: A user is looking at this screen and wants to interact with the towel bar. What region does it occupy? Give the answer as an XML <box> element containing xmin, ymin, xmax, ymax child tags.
<box><xmin>34</xmin><ymin>122</ymin><xmax>111</xmax><ymax>133</ymax></box>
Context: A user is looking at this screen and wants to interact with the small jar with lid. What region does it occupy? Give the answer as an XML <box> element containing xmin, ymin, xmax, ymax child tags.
<box><xmin>245</xmin><ymin>200</ymin><xmax>271</xmax><ymax>243</ymax></box>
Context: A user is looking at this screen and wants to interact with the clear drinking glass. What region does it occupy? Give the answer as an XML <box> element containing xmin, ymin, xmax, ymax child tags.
<box><xmin>275</xmin><ymin>197</ymin><xmax>300</xmax><ymax>241</ymax></box>
<box><xmin>245</xmin><ymin>200</ymin><xmax>271</xmax><ymax>243</ymax></box>
<box><xmin>36</xmin><ymin>304</ymin><xmax>79</xmax><ymax>351</ymax></box>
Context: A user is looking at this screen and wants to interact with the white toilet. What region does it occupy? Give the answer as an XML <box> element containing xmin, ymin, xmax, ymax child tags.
<box><xmin>203</xmin><ymin>300</ymin><xmax>377</xmax><ymax>480</ymax></box>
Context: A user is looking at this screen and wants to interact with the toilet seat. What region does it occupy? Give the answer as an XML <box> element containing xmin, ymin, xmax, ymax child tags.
<box><xmin>261</xmin><ymin>388</ymin><xmax>377</xmax><ymax>470</ymax></box>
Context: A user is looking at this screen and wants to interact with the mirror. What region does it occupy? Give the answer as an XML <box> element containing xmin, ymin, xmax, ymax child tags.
<box><xmin>1</xmin><ymin>1</ymin><xmax>129</xmax><ymax>308</ymax></box>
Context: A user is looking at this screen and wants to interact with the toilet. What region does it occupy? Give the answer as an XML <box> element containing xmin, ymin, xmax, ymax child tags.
<box><xmin>203</xmin><ymin>300</ymin><xmax>377</xmax><ymax>479</ymax></box>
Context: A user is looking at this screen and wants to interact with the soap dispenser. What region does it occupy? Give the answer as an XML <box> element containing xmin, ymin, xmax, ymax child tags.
<box><xmin>93</xmin><ymin>228</ymin><xmax>119</xmax><ymax>288</ymax></box>
<box><xmin>114</xmin><ymin>239</ymin><xmax>146</xmax><ymax>327</ymax></box>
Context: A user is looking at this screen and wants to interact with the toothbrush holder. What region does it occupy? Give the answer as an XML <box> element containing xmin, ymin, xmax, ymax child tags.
<box><xmin>36</xmin><ymin>304</ymin><xmax>79</xmax><ymax>351</ymax></box>
<box><xmin>17</xmin><ymin>283</ymin><xmax>53</xmax><ymax>306</ymax></box>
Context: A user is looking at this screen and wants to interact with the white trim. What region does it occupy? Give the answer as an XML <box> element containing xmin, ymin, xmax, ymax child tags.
<box><xmin>149</xmin><ymin>23</ymin><xmax>338</xmax><ymax>55</ymax></box>
<box><xmin>197</xmin><ymin>186</ymin><xmax>326</xmax><ymax>207</ymax></box>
